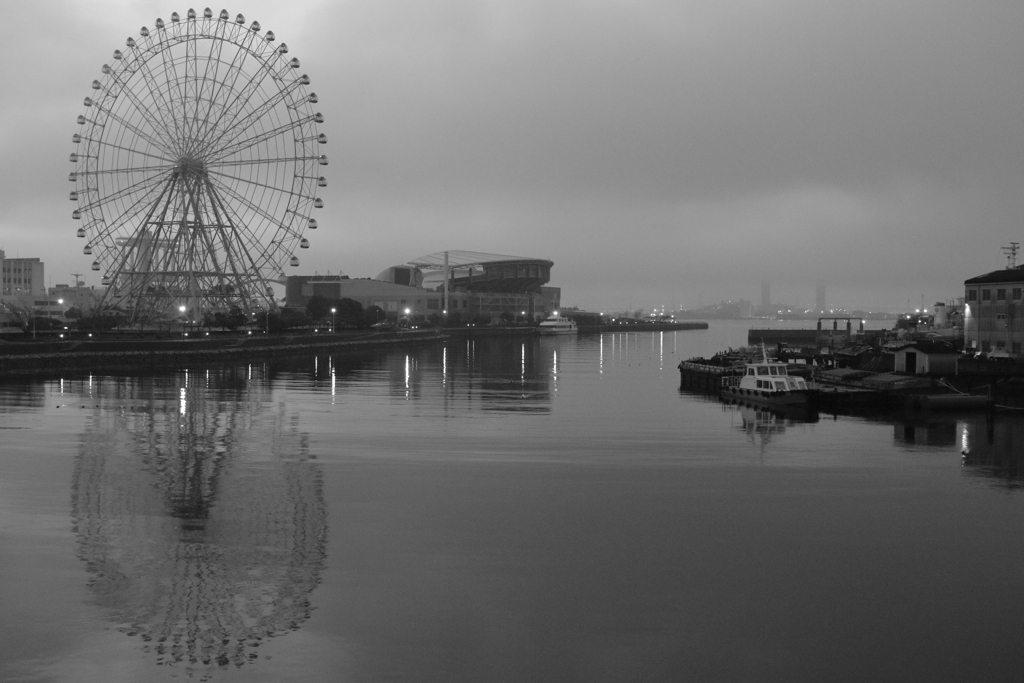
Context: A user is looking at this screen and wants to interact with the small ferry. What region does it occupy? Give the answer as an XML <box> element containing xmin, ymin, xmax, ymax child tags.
<box><xmin>720</xmin><ymin>346</ymin><xmax>817</xmax><ymax>408</ymax></box>
<box><xmin>538</xmin><ymin>312</ymin><xmax>578</xmax><ymax>336</ymax></box>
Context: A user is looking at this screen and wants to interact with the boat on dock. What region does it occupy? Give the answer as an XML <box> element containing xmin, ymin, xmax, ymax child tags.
<box><xmin>538</xmin><ymin>312</ymin><xmax>578</xmax><ymax>335</ymax></box>
<box><xmin>720</xmin><ymin>347</ymin><xmax>818</xmax><ymax>409</ymax></box>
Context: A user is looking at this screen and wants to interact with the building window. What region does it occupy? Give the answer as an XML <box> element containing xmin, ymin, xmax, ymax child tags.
<box><xmin>427</xmin><ymin>299</ymin><xmax>438</xmax><ymax>310</ymax></box>
<box><xmin>997</xmin><ymin>313</ymin><xmax>1007</xmax><ymax>320</ymax></box>
<box><xmin>1013</xmin><ymin>342</ymin><xmax>1021</xmax><ymax>354</ymax></box>
<box><xmin>982</xmin><ymin>289</ymin><xmax>991</xmax><ymax>301</ymax></box>
<box><xmin>982</xmin><ymin>341</ymin><xmax>991</xmax><ymax>352</ymax></box>
<box><xmin>1014</xmin><ymin>288</ymin><xmax>1022</xmax><ymax>300</ymax></box>
<box><xmin>996</xmin><ymin>340</ymin><xmax>1006</xmax><ymax>350</ymax></box>
<box><xmin>997</xmin><ymin>289</ymin><xmax>1007</xmax><ymax>301</ymax></box>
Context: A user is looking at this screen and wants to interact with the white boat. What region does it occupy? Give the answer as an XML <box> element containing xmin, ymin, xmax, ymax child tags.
<box><xmin>720</xmin><ymin>346</ymin><xmax>817</xmax><ymax>408</ymax></box>
<box><xmin>538</xmin><ymin>312</ymin><xmax>578</xmax><ymax>335</ymax></box>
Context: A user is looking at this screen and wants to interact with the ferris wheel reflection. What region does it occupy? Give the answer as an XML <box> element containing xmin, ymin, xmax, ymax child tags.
<box><xmin>69</xmin><ymin>368</ymin><xmax>326</xmax><ymax>669</ymax></box>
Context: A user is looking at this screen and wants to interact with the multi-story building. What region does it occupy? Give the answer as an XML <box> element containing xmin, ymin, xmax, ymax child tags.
<box><xmin>964</xmin><ymin>266</ymin><xmax>1024</xmax><ymax>355</ymax></box>
<box><xmin>48</xmin><ymin>283</ymin><xmax>102</xmax><ymax>314</ymax></box>
<box><xmin>1</xmin><ymin>252</ymin><xmax>46</xmax><ymax>296</ymax></box>
<box><xmin>286</xmin><ymin>251</ymin><xmax>560</xmax><ymax>323</ymax></box>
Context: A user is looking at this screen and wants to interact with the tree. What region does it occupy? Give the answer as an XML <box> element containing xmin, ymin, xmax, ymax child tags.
<box><xmin>78</xmin><ymin>310</ymin><xmax>125</xmax><ymax>332</ymax></box>
<box><xmin>363</xmin><ymin>305</ymin><xmax>385</xmax><ymax>328</ymax></box>
<box><xmin>305</xmin><ymin>295</ymin><xmax>332</xmax><ymax>324</ymax></box>
<box><xmin>332</xmin><ymin>298</ymin><xmax>364</xmax><ymax>327</ymax></box>
<box><xmin>222</xmin><ymin>305</ymin><xmax>248</xmax><ymax>330</ymax></box>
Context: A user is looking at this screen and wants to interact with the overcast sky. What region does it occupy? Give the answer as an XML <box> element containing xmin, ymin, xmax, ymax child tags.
<box><xmin>1</xmin><ymin>0</ymin><xmax>1022</xmax><ymax>312</ymax></box>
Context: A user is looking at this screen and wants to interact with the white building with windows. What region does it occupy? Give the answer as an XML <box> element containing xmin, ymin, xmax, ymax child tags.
<box><xmin>1</xmin><ymin>251</ymin><xmax>45</xmax><ymax>296</ymax></box>
<box><xmin>964</xmin><ymin>266</ymin><xmax>1024</xmax><ymax>355</ymax></box>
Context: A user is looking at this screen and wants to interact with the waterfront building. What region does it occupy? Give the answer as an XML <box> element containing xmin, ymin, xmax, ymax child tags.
<box><xmin>964</xmin><ymin>266</ymin><xmax>1024</xmax><ymax>355</ymax></box>
<box><xmin>894</xmin><ymin>340</ymin><xmax>958</xmax><ymax>375</ymax></box>
<box><xmin>285</xmin><ymin>252</ymin><xmax>561</xmax><ymax>323</ymax></box>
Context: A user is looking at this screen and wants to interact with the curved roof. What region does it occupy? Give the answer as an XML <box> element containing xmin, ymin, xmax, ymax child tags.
<box><xmin>407</xmin><ymin>250</ymin><xmax>552</xmax><ymax>270</ymax></box>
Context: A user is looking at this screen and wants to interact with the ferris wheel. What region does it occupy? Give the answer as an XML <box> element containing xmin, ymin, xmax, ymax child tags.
<box><xmin>69</xmin><ymin>9</ymin><xmax>326</xmax><ymax>321</ymax></box>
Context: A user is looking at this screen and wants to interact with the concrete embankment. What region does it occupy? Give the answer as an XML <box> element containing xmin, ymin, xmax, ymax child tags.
<box><xmin>0</xmin><ymin>329</ymin><xmax>446</xmax><ymax>377</ymax></box>
<box><xmin>578</xmin><ymin>322</ymin><xmax>708</xmax><ymax>333</ymax></box>
<box><xmin>0</xmin><ymin>322</ymin><xmax>709</xmax><ymax>378</ymax></box>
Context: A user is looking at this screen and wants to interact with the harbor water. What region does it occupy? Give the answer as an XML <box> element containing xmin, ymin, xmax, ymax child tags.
<box><xmin>2</xmin><ymin>320</ymin><xmax>1024</xmax><ymax>682</ymax></box>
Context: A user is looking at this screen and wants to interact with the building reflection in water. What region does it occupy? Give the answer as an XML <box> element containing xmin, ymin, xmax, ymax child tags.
<box><xmin>305</xmin><ymin>337</ymin><xmax>555</xmax><ymax>414</ymax></box>
<box><xmin>885</xmin><ymin>411</ymin><xmax>1024</xmax><ymax>489</ymax></box>
<box><xmin>69</xmin><ymin>366</ymin><xmax>326</xmax><ymax>669</ymax></box>
<box><xmin>957</xmin><ymin>415</ymin><xmax>1024</xmax><ymax>489</ymax></box>
<box><xmin>891</xmin><ymin>418</ymin><xmax>958</xmax><ymax>448</ymax></box>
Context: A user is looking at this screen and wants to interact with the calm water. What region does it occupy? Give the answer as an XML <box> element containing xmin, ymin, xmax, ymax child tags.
<box><xmin>2</xmin><ymin>320</ymin><xmax>1024</xmax><ymax>682</ymax></box>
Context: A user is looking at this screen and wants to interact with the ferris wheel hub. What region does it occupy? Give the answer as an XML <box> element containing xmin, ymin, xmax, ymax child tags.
<box><xmin>174</xmin><ymin>157</ymin><xmax>206</xmax><ymax>176</ymax></box>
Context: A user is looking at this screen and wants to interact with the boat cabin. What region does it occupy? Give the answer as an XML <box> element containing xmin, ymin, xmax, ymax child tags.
<box><xmin>740</xmin><ymin>360</ymin><xmax>808</xmax><ymax>393</ymax></box>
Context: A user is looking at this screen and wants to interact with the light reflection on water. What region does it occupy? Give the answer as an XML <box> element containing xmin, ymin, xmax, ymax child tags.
<box><xmin>3</xmin><ymin>324</ymin><xmax>1024</xmax><ymax>682</ymax></box>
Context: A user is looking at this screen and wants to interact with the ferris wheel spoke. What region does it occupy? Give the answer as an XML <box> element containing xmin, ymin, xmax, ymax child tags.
<box><xmin>205</xmin><ymin>178</ymin><xmax>273</xmax><ymax>284</ymax></box>
<box><xmin>191</xmin><ymin>75</ymin><xmax>269</xmax><ymax>159</ymax></box>
<box><xmin>103</xmin><ymin>70</ymin><xmax>178</xmax><ymax>152</ymax></box>
<box><xmin>153</xmin><ymin>29</ymin><xmax>187</xmax><ymax>147</ymax></box>
<box><xmin>208</xmin><ymin>117</ymin><xmax>314</xmax><ymax>163</ymax></box>
<box><xmin>80</xmin><ymin>163</ymin><xmax>175</xmax><ymax>176</ymax></box>
<box><xmin>206</xmin><ymin>176</ymin><xmax>293</xmax><ymax>245</ymax></box>
<box><xmin>78</xmin><ymin>170</ymin><xmax>170</xmax><ymax>214</ymax></box>
<box><xmin>190</xmin><ymin>38</ymin><xmax>230</xmax><ymax>153</ymax></box>
<box><xmin>121</xmin><ymin>49</ymin><xmax>184</xmax><ymax>149</ymax></box>
<box><xmin>89</xmin><ymin>181</ymin><xmax>172</xmax><ymax>252</ymax></box>
<box><xmin>91</xmin><ymin>99</ymin><xmax>176</xmax><ymax>156</ymax></box>
<box><xmin>205</xmin><ymin>79</ymin><xmax>305</xmax><ymax>156</ymax></box>
<box><xmin>206</xmin><ymin>155</ymin><xmax>319</xmax><ymax>169</ymax></box>
<box><xmin>198</xmin><ymin>58</ymin><xmax>295</xmax><ymax>155</ymax></box>
<box><xmin>97</xmin><ymin>140</ymin><xmax>176</xmax><ymax>166</ymax></box>
<box><xmin>206</xmin><ymin>168</ymin><xmax>297</xmax><ymax>198</ymax></box>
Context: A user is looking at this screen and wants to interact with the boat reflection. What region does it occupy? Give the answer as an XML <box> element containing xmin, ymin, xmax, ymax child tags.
<box><xmin>732</xmin><ymin>404</ymin><xmax>810</xmax><ymax>446</ymax></box>
<box><xmin>69</xmin><ymin>367</ymin><xmax>326</xmax><ymax>669</ymax></box>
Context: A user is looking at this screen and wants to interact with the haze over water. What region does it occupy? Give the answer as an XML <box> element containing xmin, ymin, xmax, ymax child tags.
<box><xmin>3</xmin><ymin>321</ymin><xmax>1024</xmax><ymax>682</ymax></box>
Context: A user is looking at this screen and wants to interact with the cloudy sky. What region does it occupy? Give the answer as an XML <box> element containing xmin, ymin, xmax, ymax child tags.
<box><xmin>1</xmin><ymin>0</ymin><xmax>1022</xmax><ymax>312</ymax></box>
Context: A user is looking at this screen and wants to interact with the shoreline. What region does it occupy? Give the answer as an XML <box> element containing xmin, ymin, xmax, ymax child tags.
<box><xmin>0</xmin><ymin>322</ymin><xmax>709</xmax><ymax>378</ymax></box>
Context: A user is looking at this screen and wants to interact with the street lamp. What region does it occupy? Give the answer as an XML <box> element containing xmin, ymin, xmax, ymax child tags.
<box><xmin>331</xmin><ymin>307</ymin><xmax>336</xmax><ymax>332</ymax></box>
<box><xmin>179</xmin><ymin>305</ymin><xmax>186</xmax><ymax>338</ymax></box>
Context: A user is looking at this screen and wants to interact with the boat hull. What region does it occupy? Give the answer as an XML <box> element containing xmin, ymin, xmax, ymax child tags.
<box><xmin>538</xmin><ymin>327</ymin><xmax>577</xmax><ymax>335</ymax></box>
<box><xmin>721</xmin><ymin>385</ymin><xmax>817</xmax><ymax>408</ymax></box>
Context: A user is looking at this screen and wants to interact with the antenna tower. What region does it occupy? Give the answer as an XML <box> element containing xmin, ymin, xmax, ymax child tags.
<box><xmin>1002</xmin><ymin>242</ymin><xmax>1019</xmax><ymax>268</ymax></box>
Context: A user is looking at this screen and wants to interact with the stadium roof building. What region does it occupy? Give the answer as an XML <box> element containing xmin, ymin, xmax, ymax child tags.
<box><xmin>285</xmin><ymin>251</ymin><xmax>560</xmax><ymax>323</ymax></box>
